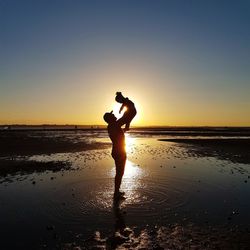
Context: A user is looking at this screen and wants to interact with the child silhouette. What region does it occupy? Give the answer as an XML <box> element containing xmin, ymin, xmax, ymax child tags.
<box><xmin>115</xmin><ymin>92</ymin><xmax>137</xmax><ymax>132</ymax></box>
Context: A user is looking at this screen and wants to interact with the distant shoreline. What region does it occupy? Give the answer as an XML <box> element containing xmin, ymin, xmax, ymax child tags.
<box><xmin>1</xmin><ymin>125</ymin><xmax>250</xmax><ymax>130</ymax></box>
<box><xmin>1</xmin><ymin>126</ymin><xmax>250</xmax><ymax>137</ymax></box>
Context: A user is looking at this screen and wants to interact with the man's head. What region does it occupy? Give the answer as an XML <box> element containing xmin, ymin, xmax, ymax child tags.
<box><xmin>103</xmin><ymin>111</ymin><xmax>117</xmax><ymax>124</ymax></box>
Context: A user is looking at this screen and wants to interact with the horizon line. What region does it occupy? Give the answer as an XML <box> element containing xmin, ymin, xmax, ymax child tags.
<box><xmin>1</xmin><ymin>124</ymin><xmax>250</xmax><ymax>128</ymax></box>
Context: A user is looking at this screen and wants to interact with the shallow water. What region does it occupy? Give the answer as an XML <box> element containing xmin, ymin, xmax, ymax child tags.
<box><xmin>0</xmin><ymin>132</ymin><xmax>250</xmax><ymax>248</ymax></box>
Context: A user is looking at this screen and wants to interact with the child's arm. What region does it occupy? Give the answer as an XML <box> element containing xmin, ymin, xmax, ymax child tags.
<box><xmin>119</xmin><ymin>103</ymin><xmax>125</xmax><ymax>113</ymax></box>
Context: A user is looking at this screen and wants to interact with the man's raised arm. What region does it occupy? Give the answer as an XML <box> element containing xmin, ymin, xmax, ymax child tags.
<box><xmin>116</xmin><ymin>112</ymin><xmax>127</xmax><ymax>127</ymax></box>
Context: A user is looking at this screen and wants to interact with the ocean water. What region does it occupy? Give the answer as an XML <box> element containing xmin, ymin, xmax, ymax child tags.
<box><xmin>0</xmin><ymin>130</ymin><xmax>249</xmax><ymax>248</ymax></box>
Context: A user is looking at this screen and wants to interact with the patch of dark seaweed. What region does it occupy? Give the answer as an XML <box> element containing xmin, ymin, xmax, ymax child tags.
<box><xmin>159</xmin><ymin>138</ymin><xmax>250</xmax><ymax>165</ymax></box>
<box><xmin>0</xmin><ymin>131</ymin><xmax>110</xmax><ymax>156</ymax></box>
<box><xmin>0</xmin><ymin>160</ymin><xmax>70</xmax><ymax>182</ymax></box>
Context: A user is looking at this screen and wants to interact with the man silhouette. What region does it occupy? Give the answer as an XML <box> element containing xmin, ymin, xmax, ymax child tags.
<box><xmin>103</xmin><ymin>111</ymin><xmax>127</xmax><ymax>199</ymax></box>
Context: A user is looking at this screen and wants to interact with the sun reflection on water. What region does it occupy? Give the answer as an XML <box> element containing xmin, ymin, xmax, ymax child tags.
<box><xmin>111</xmin><ymin>160</ymin><xmax>144</xmax><ymax>202</ymax></box>
<box><xmin>94</xmin><ymin>160</ymin><xmax>144</xmax><ymax>210</ymax></box>
<box><xmin>124</xmin><ymin>160</ymin><xmax>142</xmax><ymax>178</ymax></box>
<box><xmin>125</xmin><ymin>133</ymin><xmax>136</xmax><ymax>153</ymax></box>
<box><xmin>109</xmin><ymin>160</ymin><xmax>142</xmax><ymax>179</ymax></box>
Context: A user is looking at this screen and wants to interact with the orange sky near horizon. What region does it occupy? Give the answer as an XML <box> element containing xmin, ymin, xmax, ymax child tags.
<box><xmin>1</xmin><ymin>64</ymin><xmax>250</xmax><ymax>127</ymax></box>
<box><xmin>1</xmin><ymin>60</ymin><xmax>250</xmax><ymax>127</ymax></box>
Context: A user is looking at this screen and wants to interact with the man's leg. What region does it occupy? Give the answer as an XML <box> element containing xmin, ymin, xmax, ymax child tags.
<box><xmin>114</xmin><ymin>156</ymin><xmax>126</xmax><ymax>195</ymax></box>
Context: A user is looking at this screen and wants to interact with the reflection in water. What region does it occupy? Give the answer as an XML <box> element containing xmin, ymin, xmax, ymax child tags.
<box><xmin>111</xmin><ymin>198</ymin><xmax>129</xmax><ymax>248</ymax></box>
<box><xmin>125</xmin><ymin>133</ymin><xmax>136</xmax><ymax>153</ymax></box>
<box><xmin>95</xmin><ymin>198</ymin><xmax>134</xmax><ymax>249</ymax></box>
<box><xmin>113</xmin><ymin>198</ymin><xmax>125</xmax><ymax>233</ymax></box>
<box><xmin>109</xmin><ymin>160</ymin><xmax>144</xmax><ymax>204</ymax></box>
<box><xmin>110</xmin><ymin>160</ymin><xmax>143</xmax><ymax>179</ymax></box>
<box><xmin>89</xmin><ymin>161</ymin><xmax>145</xmax><ymax>210</ymax></box>
<box><xmin>124</xmin><ymin>160</ymin><xmax>143</xmax><ymax>179</ymax></box>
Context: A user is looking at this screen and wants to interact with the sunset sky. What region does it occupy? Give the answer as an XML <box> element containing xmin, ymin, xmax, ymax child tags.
<box><xmin>1</xmin><ymin>0</ymin><xmax>250</xmax><ymax>126</ymax></box>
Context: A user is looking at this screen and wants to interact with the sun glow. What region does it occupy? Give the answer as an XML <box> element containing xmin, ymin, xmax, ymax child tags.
<box><xmin>112</xmin><ymin>103</ymin><xmax>123</xmax><ymax>119</ymax></box>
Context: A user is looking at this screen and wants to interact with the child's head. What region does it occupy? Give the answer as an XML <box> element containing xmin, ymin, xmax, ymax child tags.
<box><xmin>115</xmin><ymin>92</ymin><xmax>125</xmax><ymax>103</ymax></box>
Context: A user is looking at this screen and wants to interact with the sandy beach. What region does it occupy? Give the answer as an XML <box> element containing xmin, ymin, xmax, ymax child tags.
<box><xmin>0</xmin><ymin>128</ymin><xmax>250</xmax><ymax>249</ymax></box>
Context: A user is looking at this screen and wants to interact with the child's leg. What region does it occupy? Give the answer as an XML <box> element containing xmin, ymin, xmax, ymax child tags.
<box><xmin>119</xmin><ymin>110</ymin><xmax>136</xmax><ymax>131</ymax></box>
<box><xmin>125</xmin><ymin>122</ymin><xmax>130</xmax><ymax>131</ymax></box>
<box><xmin>118</xmin><ymin>112</ymin><xmax>130</xmax><ymax>127</ymax></box>
<box><xmin>117</xmin><ymin>115</ymin><xmax>128</xmax><ymax>127</ymax></box>
<box><xmin>125</xmin><ymin>111</ymin><xmax>136</xmax><ymax>130</ymax></box>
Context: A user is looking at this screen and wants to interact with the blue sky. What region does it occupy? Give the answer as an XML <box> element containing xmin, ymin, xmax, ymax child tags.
<box><xmin>1</xmin><ymin>0</ymin><xmax>250</xmax><ymax>125</ymax></box>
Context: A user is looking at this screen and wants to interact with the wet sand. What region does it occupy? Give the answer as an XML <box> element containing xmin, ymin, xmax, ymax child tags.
<box><xmin>0</xmin><ymin>131</ymin><xmax>109</xmax><ymax>180</ymax></box>
<box><xmin>0</xmin><ymin>160</ymin><xmax>70</xmax><ymax>182</ymax></box>
<box><xmin>78</xmin><ymin>223</ymin><xmax>250</xmax><ymax>250</ymax></box>
<box><xmin>0</xmin><ymin>130</ymin><xmax>250</xmax><ymax>249</ymax></box>
<box><xmin>0</xmin><ymin>131</ymin><xmax>109</xmax><ymax>156</ymax></box>
<box><xmin>159</xmin><ymin>138</ymin><xmax>250</xmax><ymax>164</ymax></box>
